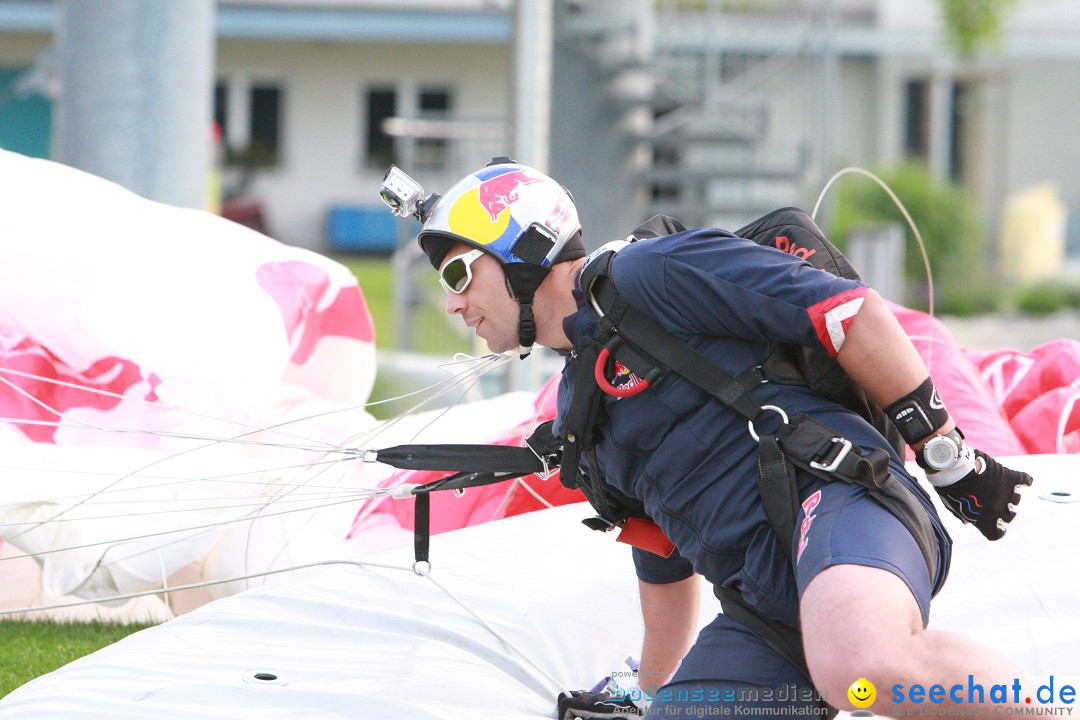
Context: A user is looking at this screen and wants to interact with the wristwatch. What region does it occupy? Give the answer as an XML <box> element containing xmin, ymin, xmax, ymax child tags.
<box><xmin>918</xmin><ymin>429</ymin><xmax>965</xmax><ymax>471</ymax></box>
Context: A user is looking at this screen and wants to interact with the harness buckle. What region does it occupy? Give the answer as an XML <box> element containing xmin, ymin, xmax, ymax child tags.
<box><xmin>809</xmin><ymin>437</ymin><xmax>854</xmax><ymax>473</ymax></box>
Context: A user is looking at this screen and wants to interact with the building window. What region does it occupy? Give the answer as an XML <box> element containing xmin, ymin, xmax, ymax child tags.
<box><xmin>366</xmin><ymin>87</ymin><xmax>397</xmax><ymax>169</ymax></box>
<box><xmin>903</xmin><ymin>77</ymin><xmax>971</xmax><ymax>183</ymax></box>
<box><xmin>949</xmin><ymin>81</ymin><xmax>970</xmax><ymax>184</ymax></box>
<box><xmin>213</xmin><ymin>79</ymin><xmax>284</xmax><ymax>167</ymax></box>
<box><xmin>415</xmin><ymin>87</ymin><xmax>452</xmax><ymax>171</ymax></box>
<box><xmin>903</xmin><ymin>79</ymin><xmax>929</xmax><ymax>162</ymax></box>
<box><xmin>249</xmin><ymin>84</ymin><xmax>282</xmax><ymax>166</ymax></box>
<box><xmin>363</xmin><ymin>85</ymin><xmax>454</xmax><ymax>171</ymax></box>
<box><xmin>213</xmin><ymin>81</ymin><xmax>228</xmax><ymax>140</ymax></box>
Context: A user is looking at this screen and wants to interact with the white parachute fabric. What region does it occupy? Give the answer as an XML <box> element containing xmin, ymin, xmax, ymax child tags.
<box><xmin>0</xmin><ymin>148</ymin><xmax>378</xmax><ymax>604</ymax></box>
<box><xmin>0</xmin><ymin>454</ymin><xmax>1077</xmax><ymax>718</ymax></box>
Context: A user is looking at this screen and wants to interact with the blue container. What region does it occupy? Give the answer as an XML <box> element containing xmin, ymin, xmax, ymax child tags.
<box><xmin>327</xmin><ymin>205</ymin><xmax>398</xmax><ymax>253</ymax></box>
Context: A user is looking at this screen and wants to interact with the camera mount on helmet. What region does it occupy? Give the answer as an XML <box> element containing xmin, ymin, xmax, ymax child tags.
<box><xmin>380</xmin><ymin>166</ymin><xmax>441</xmax><ymax>223</ymax></box>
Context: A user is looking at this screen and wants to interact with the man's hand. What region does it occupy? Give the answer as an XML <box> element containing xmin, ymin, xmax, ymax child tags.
<box><xmin>935</xmin><ymin>450</ymin><xmax>1033</xmax><ymax>541</ymax></box>
<box><xmin>556</xmin><ymin>690</ymin><xmax>645</xmax><ymax>719</ymax></box>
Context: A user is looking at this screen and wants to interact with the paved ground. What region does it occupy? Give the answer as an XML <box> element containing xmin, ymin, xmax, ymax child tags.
<box><xmin>938</xmin><ymin>310</ymin><xmax>1080</xmax><ymax>352</ymax></box>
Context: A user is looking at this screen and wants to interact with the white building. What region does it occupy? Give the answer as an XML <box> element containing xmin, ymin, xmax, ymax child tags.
<box><xmin>2</xmin><ymin>0</ymin><xmax>1079</xmax><ymax>272</ymax></box>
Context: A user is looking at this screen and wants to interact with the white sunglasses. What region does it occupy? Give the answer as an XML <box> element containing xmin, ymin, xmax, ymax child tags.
<box><xmin>439</xmin><ymin>248</ymin><xmax>485</xmax><ymax>294</ymax></box>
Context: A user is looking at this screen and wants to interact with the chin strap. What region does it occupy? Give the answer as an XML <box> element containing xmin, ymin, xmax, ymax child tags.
<box><xmin>503</xmin><ymin>263</ymin><xmax>551</xmax><ymax>360</ymax></box>
<box><xmin>516</xmin><ymin>296</ymin><xmax>537</xmax><ymax>358</ymax></box>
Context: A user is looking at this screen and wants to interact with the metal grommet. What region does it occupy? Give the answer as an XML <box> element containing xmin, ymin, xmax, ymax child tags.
<box><xmin>1039</xmin><ymin>489</ymin><xmax>1079</xmax><ymax>503</ymax></box>
<box><xmin>747</xmin><ymin>405</ymin><xmax>789</xmax><ymax>442</ymax></box>
<box><xmin>242</xmin><ymin>670</ymin><xmax>287</xmax><ymax>686</ymax></box>
<box><xmin>413</xmin><ymin>560</ymin><xmax>432</xmax><ymax>576</ymax></box>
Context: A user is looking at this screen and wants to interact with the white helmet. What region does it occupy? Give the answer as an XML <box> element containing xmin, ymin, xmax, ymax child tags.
<box><xmin>417</xmin><ymin>157</ymin><xmax>585</xmax><ymax>356</ymax></box>
<box><xmin>419</xmin><ymin>157</ymin><xmax>583</xmax><ymax>269</ymax></box>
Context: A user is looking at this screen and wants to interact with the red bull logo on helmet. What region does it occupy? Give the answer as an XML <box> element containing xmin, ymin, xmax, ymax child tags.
<box><xmin>446</xmin><ymin>166</ymin><xmax>545</xmax><ymax>250</ymax></box>
<box><xmin>476</xmin><ymin>168</ymin><xmax>542</xmax><ymax>222</ymax></box>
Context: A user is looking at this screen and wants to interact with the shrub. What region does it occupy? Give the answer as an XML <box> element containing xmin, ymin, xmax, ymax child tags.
<box><xmin>1013</xmin><ymin>283</ymin><xmax>1071</xmax><ymax>315</ymax></box>
<box><xmin>829</xmin><ymin>163</ymin><xmax>988</xmax><ymax>311</ymax></box>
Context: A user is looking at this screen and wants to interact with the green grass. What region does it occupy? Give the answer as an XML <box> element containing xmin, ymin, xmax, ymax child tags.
<box><xmin>330</xmin><ymin>254</ymin><xmax>468</xmax><ymax>355</ymax></box>
<box><xmin>0</xmin><ymin>620</ymin><xmax>156</xmax><ymax>697</ymax></box>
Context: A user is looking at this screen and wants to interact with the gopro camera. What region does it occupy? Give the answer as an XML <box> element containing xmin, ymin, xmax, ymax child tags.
<box><xmin>380</xmin><ymin>166</ymin><xmax>439</xmax><ymax>222</ymax></box>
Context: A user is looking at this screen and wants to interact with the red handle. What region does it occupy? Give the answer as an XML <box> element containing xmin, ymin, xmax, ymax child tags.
<box><xmin>594</xmin><ymin>346</ymin><xmax>650</xmax><ymax>398</ymax></box>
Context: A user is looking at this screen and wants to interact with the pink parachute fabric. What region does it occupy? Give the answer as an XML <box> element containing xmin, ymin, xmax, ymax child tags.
<box><xmin>0</xmin><ymin>149</ymin><xmax>376</xmax><ymax>453</ymax></box>
<box><xmin>889</xmin><ymin>303</ymin><xmax>1027</xmax><ymax>458</ymax></box>
<box><xmin>968</xmin><ymin>339</ymin><xmax>1080</xmax><ymax>454</ymax></box>
<box><xmin>891</xmin><ymin>303</ymin><xmax>1080</xmax><ymax>457</ymax></box>
<box><xmin>0</xmin><ymin>149</ymin><xmax>378</xmax><ymax>607</ymax></box>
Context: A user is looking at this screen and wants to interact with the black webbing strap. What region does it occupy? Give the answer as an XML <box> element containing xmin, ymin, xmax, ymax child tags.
<box><xmin>375</xmin><ymin>444</ymin><xmax>545</xmax><ymax>474</ymax></box>
<box><xmin>552</xmin><ymin>339</ymin><xmax>636</xmax><ymax>532</ymax></box>
<box><xmin>407</xmin><ymin>469</ymin><xmax>540</xmax><ymax>569</ymax></box>
<box><xmin>776</xmin><ymin>414</ymin><xmax>889</xmax><ymax>490</ymax></box>
<box><xmin>713</xmin><ymin>586</ymin><xmax>838</xmax><ymax>719</ymax></box>
<box><xmin>774</xmin><ymin>414</ymin><xmax>941</xmax><ymax>587</ymax></box>
<box><xmin>756</xmin><ymin>434</ymin><xmax>800</xmax><ymax>564</ymax></box>
<box><xmin>414</xmin><ymin>493</ymin><xmax>430</xmax><ymax>567</ymax></box>
<box><xmin>590</xmin><ymin>275</ymin><xmax>764</xmax><ymax>423</ymax></box>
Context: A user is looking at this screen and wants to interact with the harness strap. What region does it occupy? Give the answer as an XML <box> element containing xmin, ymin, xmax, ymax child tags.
<box><xmin>590</xmin><ymin>274</ymin><xmax>764</xmax><ymax>423</ymax></box>
<box><xmin>756</xmin><ymin>434</ymin><xmax>800</xmax><ymax>564</ymax></box>
<box><xmin>414</xmin><ymin>493</ymin><xmax>430</xmax><ymax>568</ymax></box>
<box><xmin>558</xmin><ymin>342</ymin><xmax>627</xmax><ymax>529</ymax></box>
<box><xmin>374</xmin><ymin>443</ymin><xmax>547</xmax><ymax>474</ymax></box>
<box><xmin>582</xmin><ymin>257</ymin><xmax>944</xmax><ymax>586</ymax></box>
<box><xmin>713</xmin><ymin>586</ymin><xmax>838</xmax><ymax>719</ymax></box>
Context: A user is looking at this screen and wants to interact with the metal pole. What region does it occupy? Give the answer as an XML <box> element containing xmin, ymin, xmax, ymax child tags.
<box><xmin>511</xmin><ymin>0</ymin><xmax>553</xmax><ymax>172</ymax></box>
<box><xmin>505</xmin><ymin>0</ymin><xmax>555</xmax><ymax>392</ymax></box>
<box><xmin>55</xmin><ymin>0</ymin><xmax>216</xmax><ymax>211</ymax></box>
<box><xmin>818</xmin><ymin>0</ymin><xmax>839</xmax><ymax>228</ymax></box>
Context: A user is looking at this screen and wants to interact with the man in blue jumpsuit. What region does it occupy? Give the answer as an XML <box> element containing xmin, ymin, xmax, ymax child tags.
<box><xmin>383</xmin><ymin>159</ymin><xmax>1035</xmax><ymax>718</ymax></box>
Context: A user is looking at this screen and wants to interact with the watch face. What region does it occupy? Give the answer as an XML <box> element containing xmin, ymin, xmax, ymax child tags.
<box><xmin>924</xmin><ymin>435</ymin><xmax>960</xmax><ymax>470</ymax></box>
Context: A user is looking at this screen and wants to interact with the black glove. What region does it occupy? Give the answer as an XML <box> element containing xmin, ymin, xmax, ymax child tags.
<box><xmin>556</xmin><ymin>690</ymin><xmax>645</xmax><ymax>719</ymax></box>
<box><xmin>936</xmin><ymin>450</ymin><xmax>1033</xmax><ymax>541</ymax></box>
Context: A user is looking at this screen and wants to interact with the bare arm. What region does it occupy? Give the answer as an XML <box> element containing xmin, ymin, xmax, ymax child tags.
<box><xmin>834</xmin><ymin>289</ymin><xmax>954</xmax><ymax>451</ymax></box>
<box><xmin>637</xmin><ymin>575</ymin><xmax>700</xmax><ymax>700</ymax></box>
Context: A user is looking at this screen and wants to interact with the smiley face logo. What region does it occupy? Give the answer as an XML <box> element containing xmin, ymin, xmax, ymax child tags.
<box><xmin>848</xmin><ymin>678</ymin><xmax>876</xmax><ymax>709</ymax></box>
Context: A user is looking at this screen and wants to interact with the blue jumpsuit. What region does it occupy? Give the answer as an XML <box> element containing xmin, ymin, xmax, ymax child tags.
<box><xmin>552</xmin><ymin>228</ymin><xmax>952</xmax><ymax>717</ymax></box>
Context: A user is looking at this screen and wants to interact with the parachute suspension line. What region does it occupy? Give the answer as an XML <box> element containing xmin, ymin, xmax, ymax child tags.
<box><xmin>340</xmin><ymin>352</ymin><xmax>511</xmax><ymax>452</ymax></box>
<box><xmin>417</xmin><ymin>566</ymin><xmax>574</xmax><ymax>700</ymax></box>
<box><xmin>338</xmin><ymin>353</ymin><xmax>512</xmax><ymax>536</ymax></box>
<box><xmin>0</xmin><ymin>352</ymin><xmax>507</xmax><ymax>456</ymax></box>
<box><xmin>209</xmin><ymin>352</ymin><xmax>504</xmax><ymax>579</ymax></box>
<box><xmin>0</xmin><ymin>366</ymin><xmax>348</xmax><ymax>452</ymax></box>
<box><xmin>811</xmin><ymin>165</ymin><xmax>937</xmax><ymax>371</ymax></box>
<box><xmin>515</xmin><ymin>477</ymin><xmax>557</xmax><ymax>510</ymax></box>
<box><xmin>0</xmin><ymin>354</ymin><xmax>505</xmax><ymax>545</ymax></box>
<box><xmin>89</xmin><ymin>540</ymin><xmax>177</xmax><ymax>621</ymax></box>
<box><xmin>0</xmin><ymin>459</ymin><xmax>373</xmax><ymax>510</ymax></box>
<box><xmin>0</xmin><ymin>493</ymin><xmax>378</xmax><ymax>566</ymax></box>
<box><xmin>0</xmin><ymin>490</ymin><xmax>379</xmax><ymax>527</ymax></box>
<box><xmin>406</xmin><ymin>354</ymin><xmax>510</xmax><ymax>445</ymax></box>
<box><xmin>0</xmin><ymin>557</ymin><xmax>573</xmax><ymax>700</ymax></box>
<box><xmin>0</xmin><ymin>356</ymin><xmax>505</xmax><ymax>569</ymax></box>
<box><xmin>0</xmin><ymin>558</ymin><xmax>417</xmax><ymax>617</ymax></box>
